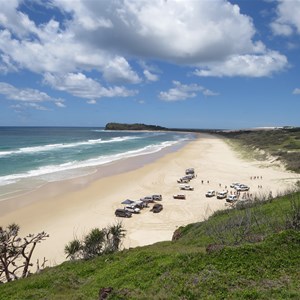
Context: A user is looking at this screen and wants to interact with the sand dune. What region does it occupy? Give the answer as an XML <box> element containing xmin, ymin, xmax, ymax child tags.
<box><xmin>0</xmin><ymin>133</ymin><xmax>299</xmax><ymax>266</ymax></box>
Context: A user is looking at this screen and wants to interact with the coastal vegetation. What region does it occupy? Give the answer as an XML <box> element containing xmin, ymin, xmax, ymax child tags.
<box><xmin>0</xmin><ymin>224</ymin><xmax>48</xmax><ymax>283</ymax></box>
<box><xmin>64</xmin><ymin>223</ymin><xmax>126</xmax><ymax>261</ymax></box>
<box><xmin>1</xmin><ymin>191</ymin><xmax>299</xmax><ymax>299</ymax></box>
<box><xmin>218</xmin><ymin>128</ymin><xmax>300</xmax><ymax>173</ymax></box>
<box><xmin>105</xmin><ymin>122</ymin><xmax>167</xmax><ymax>131</ymax></box>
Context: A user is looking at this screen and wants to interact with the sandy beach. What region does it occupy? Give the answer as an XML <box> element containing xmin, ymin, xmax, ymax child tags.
<box><xmin>0</xmin><ymin>133</ymin><xmax>299</xmax><ymax>266</ymax></box>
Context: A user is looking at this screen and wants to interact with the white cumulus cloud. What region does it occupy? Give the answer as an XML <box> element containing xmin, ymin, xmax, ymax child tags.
<box><xmin>271</xmin><ymin>0</ymin><xmax>300</xmax><ymax>36</ymax></box>
<box><xmin>102</xmin><ymin>56</ymin><xmax>141</xmax><ymax>84</ymax></box>
<box><xmin>0</xmin><ymin>81</ymin><xmax>65</xmax><ymax>109</ymax></box>
<box><xmin>194</xmin><ymin>51</ymin><xmax>288</xmax><ymax>77</ymax></box>
<box><xmin>0</xmin><ymin>0</ymin><xmax>288</xmax><ymax>81</ymax></box>
<box><xmin>159</xmin><ymin>81</ymin><xmax>218</xmax><ymax>101</ymax></box>
<box><xmin>43</xmin><ymin>72</ymin><xmax>137</xmax><ymax>99</ymax></box>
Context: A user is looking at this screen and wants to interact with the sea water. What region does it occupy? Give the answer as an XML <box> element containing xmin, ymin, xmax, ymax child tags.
<box><xmin>0</xmin><ymin>127</ymin><xmax>194</xmax><ymax>200</ymax></box>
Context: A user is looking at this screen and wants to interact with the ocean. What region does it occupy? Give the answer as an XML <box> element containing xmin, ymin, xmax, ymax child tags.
<box><xmin>0</xmin><ymin>127</ymin><xmax>194</xmax><ymax>200</ymax></box>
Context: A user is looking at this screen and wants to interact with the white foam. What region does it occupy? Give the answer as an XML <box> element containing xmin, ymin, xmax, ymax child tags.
<box><xmin>0</xmin><ymin>136</ymin><xmax>140</xmax><ymax>157</ymax></box>
<box><xmin>0</xmin><ymin>138</ymin><xmax>189</xmax><ymax>186</ymax></box>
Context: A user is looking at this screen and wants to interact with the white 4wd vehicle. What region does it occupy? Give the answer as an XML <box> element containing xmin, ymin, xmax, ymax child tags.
<box><xmin>217</xmin><ymin>191</ymin><xmax>228</xmax><ymax>199</ymax></box>
<box><xmin>230</xmin><ymin>183</ymin><xmax>240</xmax><ymax>188</ymax></box>
<box><xmin>236</xmin><ymin>184</ymin><xmax>250</xmax><ymax>191</ymax></box>
<box><xmin>226</xmin><ymin>195</ymin><xmax>237</xmax><ymax>203</ymax></box>
<box><xmin>205</xmin><ymin>190</ymin><xmax>215</xmax><ymax>197</ymax></box>
<box><xmin>180</xmin><ymin>185</ymin><xmax>194</xmax><ymax>191</ymax></box>
<box><xmin>124</xmin><ymin>205</ymin><xmax>140</xmax><ymax>214</ymax></box>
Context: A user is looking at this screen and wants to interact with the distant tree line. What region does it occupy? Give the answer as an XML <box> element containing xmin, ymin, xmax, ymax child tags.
<box><xmin>105</xmin><ymin>122</ymin><xmax>167</xmax><ymax>131</ymax></box>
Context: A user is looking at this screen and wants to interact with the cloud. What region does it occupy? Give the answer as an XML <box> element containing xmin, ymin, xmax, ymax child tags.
<box><xmin>0</xmin><ymin>0</ymin><xmax>288</xmax><ymax>80</ymax></box>
<box><xmin>87</xmin><ymin>99</ymin><xmax>97</xmax><ymax>104</ymax></box>
<box><xmin>194</xmin><ymin>50</ymin><xmax>288</xmax><ymax>77</ymax></box>
<box><xmin>159</xmin><ymin>81</ymin><xmax>218</xmax><ymax>102</ymax></box>
<box><xmin>271</xmin><ymin>0</ymin><xmax>300</xmax><ymax>36</ymax></box>
<box><xmin>43</xmin><ymin>72</ymin><xmax>137</xmax><ymax>99</ymax></box>
<box><xmin>143</xmin><ymin>70</ymin><xmax>159</xmax><ymax>82</ymax></box>
<box><xmin>292</xmin><ymin>88</ymin><xmax>300</xmax><ymax>95</ymax></box>
<box><xmin>0</xmin><ymin>1</ymin><xmax>38</xmax><ymax>38</ymax></box>
<box><xmin>139</xmin><ymin>61</ymin><xmax>160</xmax><ymax>82</ymax></box>
<box><xmin>55</xmin><ymin>101</ymin><xmax>66</xmax><ymax>108</ymax></box>
<box><xmin>0</xmin><ymin>81</ymin><xmax>64</xmax><ymax>109</ymax></box>
<box><xmin>270</xmin><ymin>22</ymin><xmax>293</xmax><ymax>36</ymax></box>
<box><xmin>203</xmin><ymin>89</ymin><xmax>219</xmax><ymax>96</ymax></box>
<box><xmin>0</xmin><ymin>54</ymin><xmax>18</xmax><ymax>74</ymax></box>
<box><xmin>102</xmin><ymin>56</ymin><xmax>141</xmax><ymax>84</ymax></box>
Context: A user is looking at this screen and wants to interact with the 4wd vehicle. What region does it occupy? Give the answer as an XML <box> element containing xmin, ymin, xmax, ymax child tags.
<box><xmin>173</xmin><ymin>194</ymin><xmax>186</xmax><ymax>200</ymax></box>
<box><xmin>124</xmin><ymin>205</ymin><xmax>140</xmax><ymax>214</ymax></box>
<box><xmin>226</xmin><ymin>195</ymin><xmax>237</xmax><ymax>203</ymax></box>
<box><xmin>230</xmin><ymin>182</ymin><xmax>240</xmax><ymax>188</ymax></box>
<box><xmin>217</xmin><ymin>191</ymin><xmax>228</xmax><ymax>199</ymax></box>
<box><xmin>115</xmin><ymin>208</ymin><xmax>132</xmax><ymax>218</ymax></box>
<box><xmin>152</xmin><ymin>194</ymin><xmax>162</xmax><ymax>201</ymax></box>
<box><xmin>184</xmin><ymin>174</ymin><xmax>194</xmax><ymax>180</ymax></box>
<box><xmin>140</xmin><ymin>196</ymin><xmax>154</xmax><ymax>203</ymax></box>
<box><xmin>150</xmin><ymin>203</ymin><xmax>163</xmax><ymax>213</ymax></box>
<box><xmin>177</xmin><ymin>178</ymin><xmax>190</xmax><ymax>183</ymax></box>
<box><xmin>180</xmin><ymin>185</ymin><xmax>194</xmax><ymax>191</ymax></box>
<box><xmin>235</xmin><ymin>184</ymin><xmax>250</xmax><ymax>191</ymax></box>
<box><xmin>205</xmin><ymin>190</ymin><xmax>216</xmax><ymax>197</ymax></box>
<box><xmin>185</xmin><ymin>168</ymin><xmax>195</xmax><ymax>175</ymax></box>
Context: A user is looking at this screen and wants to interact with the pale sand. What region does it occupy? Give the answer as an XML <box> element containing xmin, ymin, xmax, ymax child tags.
<box><xmin>0</xmin><ymin>133</ymin><xmax>299</xmax><ymax>266</ymax></box>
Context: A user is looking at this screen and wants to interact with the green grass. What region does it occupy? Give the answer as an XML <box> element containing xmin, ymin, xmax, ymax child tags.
<box><xmin>218</xmin><ymin>128</ymin><xmax>300</xmax><ymax>173</ymax></box>
<box><xmin>1</xmin><ymin>192</ymin><xmax>300</xmax><ymax>299</ymax></box>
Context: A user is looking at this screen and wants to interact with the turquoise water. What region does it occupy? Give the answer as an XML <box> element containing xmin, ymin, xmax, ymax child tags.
<box><xmin>0</xmin><ymin>127</ymin><xmax>194</xmax><ymax>198</ymax></box>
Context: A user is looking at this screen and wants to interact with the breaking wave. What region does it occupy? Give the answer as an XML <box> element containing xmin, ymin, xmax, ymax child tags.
<box><xmin>0</xmin><ymin>136</ymin><xmax>139</xmax><ymax>157</ymax></box>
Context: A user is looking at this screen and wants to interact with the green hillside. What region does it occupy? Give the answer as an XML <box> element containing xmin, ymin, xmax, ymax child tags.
<box><xmin>1</xmin><ymin>192</ymin><xmax>299</xmax><ymax>299</ymax></box>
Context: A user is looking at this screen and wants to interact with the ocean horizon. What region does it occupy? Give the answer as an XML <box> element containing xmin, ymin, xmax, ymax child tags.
<box><xmin>0</xmin><ymin>127</ymin><xmax>194</xmax><ymax>200</ymax></box>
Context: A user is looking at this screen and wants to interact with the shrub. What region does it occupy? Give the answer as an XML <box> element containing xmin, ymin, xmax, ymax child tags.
<box><xmin>64</xmin><ymin>222</ymin><xmax>126</xmax><ymax>261</ymax></box>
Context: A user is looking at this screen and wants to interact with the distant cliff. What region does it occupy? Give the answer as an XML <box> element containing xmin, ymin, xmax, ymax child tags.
<box><xmin>105</xmin><ymin>122</ymin><xmax>167</xmax><ymax>131</ymax></box>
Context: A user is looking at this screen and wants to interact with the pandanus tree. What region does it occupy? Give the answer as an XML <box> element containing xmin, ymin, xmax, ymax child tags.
<box><xmin>64</xmin><ymin>222</ymin><xmax>126</xmax><ymax>260</ymax></box>
<box><xmin>107</xmin><ymin>223</ymin><xmax>126</xmax><ymax>253</ymax></box>
<box><xmin>0</xmin><ymin>223</ymin><xmax>49</xmax><ymax>283</ymax></box>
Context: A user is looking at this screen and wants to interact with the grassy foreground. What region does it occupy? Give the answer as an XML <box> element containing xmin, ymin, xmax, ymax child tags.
<box><xmin>1</xmin><ymin>192</ymin><xmax>299</xmax><ymax>300</ymax></box>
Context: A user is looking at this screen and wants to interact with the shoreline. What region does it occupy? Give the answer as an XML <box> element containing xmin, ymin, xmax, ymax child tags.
<box><xmin>0</xmin><ymin>137</ymin><xmax>192</xmax><ymax>216</ymax></box>
<box><xmin>0</xmin><ymin>133</ymin><xmax>299</xmax><ymax>266</ymax></box>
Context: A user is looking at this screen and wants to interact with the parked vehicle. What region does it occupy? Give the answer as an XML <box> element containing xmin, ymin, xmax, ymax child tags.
<box><xmin>205</xmin><ymin>190</ymin><xmax>216</xmax><ymax>197</ymax></box>
<box><xmin>133</xmin><ymin>200</ymin><xmax>147</xmax><ymax>208</ymax></box>
<box><xmin>230</xmin><ymin>182</ymin><xmax>240</xmax><ymax>188</ymax></box>
<box><xmin>184</xmin><ymin>174</ymin><xmax>195</xmax><ymax>180</ymax></box>
<box><xmin>152</xmin><ymin>194</ymin><xmax>162</xmax><ymax>201</ymax></box>
<box><xmin>140</xmin><ymin>196</ymin><xmax>154</xmax><ymax>203</ymax></box>
<box><xmin>235</xmin><ymin>184</ymin><xmax>250</xmax><ymax>191</ymax></box>
<box><xmin>124</xmin><ymin>205</ymin><xmax>140</xmax><ymax>214</ymax></box>
<box><xmin>173</xmin><ymin>194</ymin><xmax>186</xmax><ymax>200</ymax></box>
<box><xmin>177</xmin><ymin>178</ymin><xmax>190</xmax><ymax>183</ymax></box>
<box><xmin>217</xmin><ymin>191</ymin><xmax>228</xmax><ymax>199</ymax></box>
<box><xmin>185</xmin><ymin>168</ymin><xmax>195</xmax><ymax>175</ymax></box>
<box><xmin>180</xmin><ymin>185</ymin><xmax>194</xmax><ymax>191</ymax></box>
<box><xmin>151</xmin><ymin>203</ymin><xmax>163</xmax><ymax>213</ymax></box>
<box><xmin>115</xmin><ymin>209</ymin><xmax>132</xmax><ymax>218</ymax></box>
<box><xmin>226</xmin><ymin>195</ymin><xmax>238</xmax><ymax>203</ymax></box>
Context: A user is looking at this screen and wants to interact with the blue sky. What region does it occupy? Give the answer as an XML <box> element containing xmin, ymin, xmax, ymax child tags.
<box><xmin>0</xmin><ymin>0</ymin><xmax>299</xmax><ymax>129</ymax></box>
